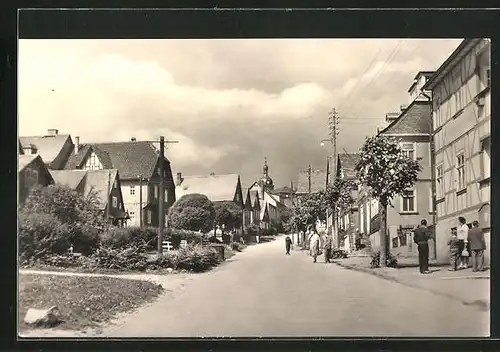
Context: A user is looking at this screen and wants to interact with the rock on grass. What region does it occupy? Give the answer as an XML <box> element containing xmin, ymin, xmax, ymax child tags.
<box><xmin>19</xmin><ymin>274</ymin><xmax>164</xmax><ymax>332</ymax></box>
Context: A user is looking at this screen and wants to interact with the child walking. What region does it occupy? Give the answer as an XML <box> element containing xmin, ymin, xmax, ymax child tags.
<box><xmin>448</xmin><ymin>229</ymin><xmax>460</xmax><ymax>271</ymax></box>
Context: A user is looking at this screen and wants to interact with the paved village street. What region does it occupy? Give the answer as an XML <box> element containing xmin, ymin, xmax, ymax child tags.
<box><xmin>100</xmin><ymin>236</ymin><xmax>489</xmax><ymax>338</ymax></box>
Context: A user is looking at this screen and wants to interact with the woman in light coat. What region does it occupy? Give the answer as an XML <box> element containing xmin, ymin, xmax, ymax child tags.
<box><xmin>309</xmin><ymin>228</ymin><xmax>321</xmax><ymax>263</ymax></box>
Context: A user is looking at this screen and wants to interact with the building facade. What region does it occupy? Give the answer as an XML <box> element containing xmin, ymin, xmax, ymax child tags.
<box><xmin>18</xmin><ymin>155</ymin><xmax>55</xmax><ymax>205</ymax></box>
<box><xmin>423</xmin><ymin>39</ymin><xmax>491</xmax><ymax>264</ymax></box>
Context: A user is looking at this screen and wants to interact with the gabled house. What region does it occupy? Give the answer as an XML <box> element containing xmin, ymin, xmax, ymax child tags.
<box><xmin>250</xmin><ymin>190</ymin><xmax>261</xmax><ymax>228</ymax></box>
<box><xmin>19</xmin><ymin>129</ymin><xmax>75</xmax><ymax>170</ymax></box>
<box><xmin>50</xmin><ymin>169</ymin><xmax>128</xmax><ymax>226</ymax></box>
<box><xmin>18</xmin><ymin>155</ymin><xmax>54</xmax><ymax>205</ymax></box>
<box><xmin>423</xmin><ymin>38</ymin><xmax>491</xmax><ymax>264</ymax></box>
<box><xmin>335</xmin><ymin>153</ymin><xmax>361</xmax><ymax>252</ymax></box>
<box><xmin>358</xmin><ymin>72</ymin><xmax>434</xmax><ymax>259</ymax></box>
<box><xmin>247</xmin><ymin>160</ymin><xmax>288</xmax><ymax>231</ymax></box>
<box><xmin>242</xmin><ymin>188</ymin><xmax>253</xmax><ymax>231</ymax></box>
<box><xmin>62</xmin><ymin>139</ymin><xmax>176</xmax><ymax>228</ymax></box>
<box><xmin>273</xmin><ymin>183</ymin><xmax>296</xmax><ymax>208</ymax></box>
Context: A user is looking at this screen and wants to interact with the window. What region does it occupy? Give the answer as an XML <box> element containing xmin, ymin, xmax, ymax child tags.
<box><xmin>481</xmin><ymin>138</ymin><xmax>491</xmax><ymax>179</ymax></box>
<box><xmin>399</xmin><ymin>233</ymin><xmax>407</xmax><ymax>247</ymax></box>
<box><xmin>436</xmin><ymin>165</ymin><xmax>444</xmax><ymax>198</ymax></box>
<box><xmin>147</xmin><ymin>210</ymin><xmax>152</xmax><ymax>224</ymax></box>
<box><xmin>401</xmin><ymin>143</ymin><xmax>416</xmax><ymax>160</ymax></box>
<box><xmin>112</xmin><ymin>196</ymin><xmax>117</xmax><ymax>208</ymax></box>
<box><xmin>129</xmin><ymin>211</ymin><xmax>135</xmax><ymax>222</ymax></box>
<box><xmin>164</xmin><ymin>189</ymin><xmax>168</xmax><ymax>203</ymax></box>
<box><xmin>392</xmin><ymin>237</ymin><xmax>399</xmax><ymax>248</ymax></box>
<box><xmin>84</xmin><ymin>151</ymin><xmax>102</xmax><ymax>171</ymax></box>
<box><xmin>454</xmin><ymin>90</ymin><xmax>463</xmax><ymax>114</ymax></box>
<box><xmin>456</xmin><ymin>152</ymin><xmax>466</xmax><ymax>190</ymax></box>
<box><xmin>130</xmin><ymin>185</ymin><xmax>135</xmax><ymax>195</ymax></box>
<box><xmin>401</xmin><ymin>189</ymin><xmax>416</xmax><ymax>213</ymax></box>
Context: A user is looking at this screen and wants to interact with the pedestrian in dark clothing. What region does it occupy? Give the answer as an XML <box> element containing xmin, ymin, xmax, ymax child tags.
<box><xmin>447</xmin><ymin>229</ymin><xmax>460</xmax><ymax>271</ymax></box>
<box><xmin>468</xmin><ymin>221</ymin><xmax>486</xmax><ymax>272</ymax></box>
<box><xmin>323</xmin><ymin>232</ymin><xmax>333</xmax><ymax>263</ymax></box>
<box><xmin>413</xmin><ymin>219</ymin><xmax>431</xmax><ymax>274</ymax></box>
<box><xmin>285</xmin><ymin>235</ymin><xmax>292</xmax><ymax>255</ymax></box>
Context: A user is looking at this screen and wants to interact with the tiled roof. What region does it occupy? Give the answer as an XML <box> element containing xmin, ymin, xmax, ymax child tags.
<box><xmin>296</xmin><ymin>168</ymin><xmax>327</xmax><ymax>194</ymax></box>
<box><xmin>176</xmin><ymin>174</ymin><xmax>240</xmax><ymax>202</ymax></box>
<box><xmin>338</xmin><ymin>153</ymin><xmax>361</xmax><ymax>180</ymax></box>
<box><xmin>19</xmin><ymin>134</ymin><xmax>72</xmax><ymax>168</ymax></box>
<box><xmin>250</xmin><ymin>190</ymin><xmax>261</xmax><ymax>210</ymax></box>
<box><xmin>18</xmin><ymin>155</ymin><xmax>40</xmax><ymax>172</ymax></box>
<box><xmin>50</xmin><ymin>169</ymin><xmax>118</xmax><ymax>210</ymax></box>
<box><xmin>50</xmin><ymin>170</ymin><xmax>87</xmax><ymax>191</ymax></box>
<box><xmin>64</xmin><ymin>141</ymin><xmax>162</xmax><ymax>180</ymax></box>
<box><xmin>243</xmin><ymin>188</ymin><xmax>253</xmax><ymax>209</ymax></box>
<box><xmin>378</xmin><ymin>100</ymin><xmax>431</xmax><ymax>135</ymax></box>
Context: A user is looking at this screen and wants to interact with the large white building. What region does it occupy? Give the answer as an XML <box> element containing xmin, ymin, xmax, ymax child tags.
<box><xmin>423</xmin><ymin>38</ymin><xmax>491</xmax><ymax>263</ymax></box>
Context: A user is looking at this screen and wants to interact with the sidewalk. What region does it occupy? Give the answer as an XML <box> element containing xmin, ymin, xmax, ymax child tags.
<box><xmin>333</xmin><ymin>256</ymin><xmax>490</xmax><ymax>310</ymax></box>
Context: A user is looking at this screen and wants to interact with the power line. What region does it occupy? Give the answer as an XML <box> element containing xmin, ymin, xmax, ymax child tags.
<box><xmin>343</xmin><ymin>40</ymin><xmax>406</xmax><ymax>117</ymax></box>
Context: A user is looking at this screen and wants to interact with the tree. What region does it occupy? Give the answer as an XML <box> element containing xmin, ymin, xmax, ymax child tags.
<box><xmin>287</xmin><ymin>191</ymin><xmax>327</xmax><ymax>233</ymax></box>
<box><xmin>355</xmin><ymin>135</ymin><xmax>422</xmax><ymax>267</ymax></box>
<box><xmin>325</xmin><ymin>177</ymin><xmax>356</xmax><ymax>214</ymax></box>
<box><xmin>213</xmin><ymin>201</ymin><xmax>243</xmax><ymax>234</ymax></box>
<box><xmin>168</xmin><ymin>193</ymin><xmax>216</xmax><ymax>233</ymax></box>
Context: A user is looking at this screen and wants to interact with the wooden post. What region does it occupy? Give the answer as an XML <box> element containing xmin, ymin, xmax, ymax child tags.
<box><xmin>158</xmin><ymin>136</ymin><xmax>165</xmax><ymax>257</ymax></box>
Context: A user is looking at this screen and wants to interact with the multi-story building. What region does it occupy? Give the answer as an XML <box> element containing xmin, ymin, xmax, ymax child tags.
<box><xmin>358</xmin><ymin>71</ymin><xmax>435</xmax><ymax>259</ymax></box>
<box><xmin>63</xmin><ymin>138</ymin><xmax>176</xmax><ymax>228</ymax></box>
<box><xmin>423</xmin><ymin>39</ymin><xmax>491</xmax><ymax>264</ymax></box>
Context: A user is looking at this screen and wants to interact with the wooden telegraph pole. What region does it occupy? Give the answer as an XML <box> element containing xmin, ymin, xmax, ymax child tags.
<box><xmin>328</xmin><ymin>108</ymin><xmax>340</xmax><ymax>247</ymax></box>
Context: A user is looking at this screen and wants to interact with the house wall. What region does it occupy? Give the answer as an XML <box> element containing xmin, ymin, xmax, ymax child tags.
<box><xmin>431</xmin><ymin>39</ymin><xmax>490</xmax><ymax>263</ymax></box>
<box><xmin>19</xmin><ymin>161</ymin><xmax>53</xmax><ymax>205</ymax></box>
<box><xmin>108</xmin><ymin>175</ymin><xmax>126</xmax><ymax>219</ymax></box>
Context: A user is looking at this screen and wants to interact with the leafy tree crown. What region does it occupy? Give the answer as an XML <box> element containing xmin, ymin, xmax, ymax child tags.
<box><xmin>168</xmin><ymin>193</ymin><xmax>216</xmax><ymax>233</ymax></box>
<box><xmin>355</xmin><ymin>135</ymin><xmax>422</xmax><ymax>202</ymax></box>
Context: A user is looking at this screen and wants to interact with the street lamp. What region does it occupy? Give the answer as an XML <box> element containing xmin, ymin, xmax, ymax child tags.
<box><xmin>320</xmin><ymin>139</ymin><xmax>332</xmax><ymax>147</ymax></box>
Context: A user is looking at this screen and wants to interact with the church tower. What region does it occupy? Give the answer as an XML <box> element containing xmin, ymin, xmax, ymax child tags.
<box><xmin>259</xmin><ymin>157</ymin><xmax>274</xmax><ymax>192</ymax></box>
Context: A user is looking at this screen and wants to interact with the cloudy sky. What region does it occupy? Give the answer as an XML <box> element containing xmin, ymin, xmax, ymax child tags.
<box><xmin>18</xmin><ymin>39</ymin><xmax>462</xmax><ymax>188</ymax></box>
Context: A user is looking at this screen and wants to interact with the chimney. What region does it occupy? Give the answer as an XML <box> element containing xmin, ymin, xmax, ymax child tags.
<box><xmin>176</xmin><ymin>172</ymin><xmax>183</xmax><ymax>186</ymax></box>
<box><xmin>400</xmin><ymin>104</ymin><xmax>408</xmax><ymax>112</ymax></box>
<box><xmin>131</xmin><ymin>137</ymin><xmax>136</xmax><ymax>142</ymax></box>
<box><xmin>74</xmin><ymin>136</ymin><xmax>80</xmax><ymax>154</ymax></box>
<box><xmin>385</xmin><ymin>112</ymin><xmax>400</xmax><ymax>123</ymax></box>
<box><xmin>47</xmin><ymin>129</ymin><xmax>58</xmax><ymax>136</ymax></box>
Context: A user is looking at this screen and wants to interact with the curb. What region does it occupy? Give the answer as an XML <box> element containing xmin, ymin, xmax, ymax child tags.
<box><xmin>333</xmin><ymin>261</ymin><xmax>490</xmax><ymax>311</ymax></box>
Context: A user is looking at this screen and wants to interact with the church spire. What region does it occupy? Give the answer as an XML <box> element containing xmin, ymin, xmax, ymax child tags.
<box><xmin>263</xmin><ymin>157</ymin><xmax>269</xmax><ymax>176</ymax></box>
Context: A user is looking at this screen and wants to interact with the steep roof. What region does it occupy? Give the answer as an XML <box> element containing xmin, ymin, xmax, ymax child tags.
<box><xmin>243</xmin><ymin>189</ymin><xmax>253</xmax><ymax>209</ymax></box>
<box><xmin>19</xmin><ymin>134</ymin><xmax>72</xmax><ymax>167</ymax></box>
<box><xmin>50</xmin><ymin>170</ymin><xmax>87</xmax><ymax>190</ymax></box>
<box><xmin>18</xmin><ymin>155</ymin><xmax>40</xmax><ymax>172</ymax></box>
<box><xmin>296</xmin><ymin>168</ymin><xmax>327</xmax><ymax>194</ymax></box>
<box><xmin>176</xmin><ymin>174</ymin><xmax>240</xmax><ymax>202</ymax></box>
<box><xmin>250</xmin><ymin>190</ymin><xmax>260</xmax><ymax>210</ymax></box>
<box><xmin>50</xmin><ymin>169</ymin><xmax>118</xmax><ymax>209</ymax></box>
<box><xmin>378</xmin><ymin>100</ymin><xmax>431</xmax><ymax>135</ymax></box>
<box><xmin>64</xmin><ymin>141</ymin><xmax>162</xmax><ymax>180</ymax></box>
<box><xmin>338</xmin><ymin>153</ymin><xmax>361</xmax><ymax>180</ymax></box>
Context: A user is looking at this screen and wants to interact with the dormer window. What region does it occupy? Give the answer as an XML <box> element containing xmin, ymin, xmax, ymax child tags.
<box><xmin>22</xmin><ymin>145</ymin><xmax>37</xmax><ymax>155</ymax></box>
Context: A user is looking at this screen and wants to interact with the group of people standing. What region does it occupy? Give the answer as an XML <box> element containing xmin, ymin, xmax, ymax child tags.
<box><xmin>413</xmin><ymin>216</ymin><xmax>487</xmax><ymax>274</ymax></box>
<box><xmin>284</xmin><ymin>225</ymin><xmax>334</xmax><ymax>263</ymax></box>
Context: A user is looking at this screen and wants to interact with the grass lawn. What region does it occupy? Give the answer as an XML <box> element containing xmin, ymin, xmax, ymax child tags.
<box><xmin>19</xmin><ymin>273</ymin><xmax>164</xmax><ymax>332</ymax></box>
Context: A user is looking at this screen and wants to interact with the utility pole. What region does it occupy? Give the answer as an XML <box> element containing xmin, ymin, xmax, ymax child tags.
<box><xmin>328</xmin><ymin>108</ymin><xmax>340</xmax><ymax>247</ymax></box>
<box><xmin>158</xmin><ymin>136</ymin><xmax>165</xmax><ymax>257</ymax></box>
<box><xmin>308</xmin><ymin>164</ymin><xmax>312</xmax><ymax>194</ymax></box>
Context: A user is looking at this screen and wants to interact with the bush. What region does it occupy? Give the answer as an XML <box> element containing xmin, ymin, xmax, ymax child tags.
<box><xmin>370</xmin><ymin>251</ymin><xmax>398</xmax><ymax>268</ymax></box>
<box><xmin>330</xmin><ymin>248</ymin><xmax>348</xmax><ymax>259</ymax></box>
<box><xmin>99</xmin><ymin>227</ymin><xmax>158</xmax><ymax>251</ymax></box>
<box><xmin>175</xmin><ymin>245</ymin><xmax>221</xmax><ymax>272</ymax></box>
<box><xmin>246</xmin><ymin>224</ymin><xmax>259</xmax><ymax>236</ymax></box>
<box><xmin>89</xmin><ymin>246</ymin><xmax>149</xmax><ymax>271</ymax></box>
<box><xmin>36</xmin><ymin>254</ymin><xmax>82</xmax><ymax>268</ymax></box>
<box><xmin>164</xmin><ymin>228</ymin><xmax>204</xmax><ymax>248</ymax></box>
<box><xmin>19</xmin><ymin>212</ymin><xmax>71</xmax><ymax>261</ymax></box>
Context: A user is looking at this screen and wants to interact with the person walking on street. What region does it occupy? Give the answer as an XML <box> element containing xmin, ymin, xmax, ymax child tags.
<box><xmin>285</xmin><ymin>235</ymin><xmax>292</xmax><ymax>255</ymax></box>
<box><xmin>447</xmin><ymin>229</ymin><xmax>460</xmax><ymax>271</ymax></box>
<box><xmin>309</xmin><ymin>229</ymin><xmax>320</xmax><ymax>263</ymax></box>
<box><xmin>413</xmin><ymin>219</ymin><xmax>431</xmax><ymax>274</ymax></box>
<box><xmin>323</xmin><ymin>230</ymin><xmax>333</xmax><ymax>263</ymax></box>
<box><xmin>468</xmin><ymin>220</ymin><xmax>486</xmax><ymax>272</ymax></box>
<box><xmin>457</xmin><ymin>217</ymin><xmax>470</xmax><ymax>269</ymax></box>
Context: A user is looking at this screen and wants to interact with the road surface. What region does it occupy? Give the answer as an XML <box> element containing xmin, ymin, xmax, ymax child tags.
<box><xmin>101</xmin><ymin>236</ymin><xmax>489</xmax><ymax>337</ymax></box>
